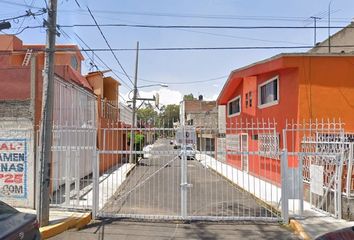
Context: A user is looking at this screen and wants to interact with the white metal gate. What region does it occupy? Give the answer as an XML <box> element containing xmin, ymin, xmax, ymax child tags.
<box><xmin>94</xmin><ymin>121</ymin><xmax>282</xmax><ymax>222</ymax></box>
<box><xmin>87</xmin><ymin>119</ymin><xmax>351</xmax><ymax>222</ymax></box>
<box><xmin>282</xmin><ymin>119</ymin><xmax>348</xmax><ymax>219</ymax></box>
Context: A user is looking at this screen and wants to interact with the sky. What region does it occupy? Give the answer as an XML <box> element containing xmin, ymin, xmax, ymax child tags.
<box><xmin>1</xmin><ymin>0</ymin><xmax>354</xmax><ymax>106</ymax></box>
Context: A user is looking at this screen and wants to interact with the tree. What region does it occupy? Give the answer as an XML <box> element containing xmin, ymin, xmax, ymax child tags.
<box><xmin>159</xmin><ymin>104</ymin><xmax>180</xmax><ymax>128</ymax></box>
<box><xmin>137</xmin><ymin>103</ymin><xmax>158</xmax><ymax>126</ymax></box>
<box><xmin>183</xmin><ymin>93</ymin><xmax>195</xmax><ymax>100</ymax></box>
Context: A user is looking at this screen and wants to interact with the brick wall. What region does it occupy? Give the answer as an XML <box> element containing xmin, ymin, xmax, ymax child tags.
<box><xmin>0</xmin><ymin>100</ymin><xmax>32</xmax><ymax>119</ymax></box>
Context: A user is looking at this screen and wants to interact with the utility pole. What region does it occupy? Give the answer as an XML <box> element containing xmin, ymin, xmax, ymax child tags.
<box><xmin>310</xmin><ymin>16</ymin><xmax>321</xmax><ymax>46</ymax></box>
<box><xmin>129</xmin><ymin>41</ymin><xmax>139</xmax><ymax>164</ymax></box>
<box><xmin>37</xmin><ymin>0</ymin><xmax>57</xmax><ymax>227</ymax></box>
<box><xmin>328</xmin><ymin>1</ymin><xmax>332</xmax><ymax>53</ymax></box>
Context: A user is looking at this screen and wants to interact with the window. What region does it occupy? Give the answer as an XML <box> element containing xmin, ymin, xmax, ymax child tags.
<box><xmin>258</xmin><ymin>133</ymin><xmax>279</xmax><ymax>159</ymax></box>
<box><xmin>249</xmin><ymin>92</ymin><xmax>253</xmax><ymax>107</ymax></box>
<box><xmin>258</xmin><ymin>76</ymin><xmax>279</xmax><ymax>108</ymax></box>
<box><xmin>226</xmin><ymin>134</ymin><xmax>240</xmax><ymax>151</ymax></box>
<box><xmin>245</xmin><ymin>92</ymin><xmax>253</xmax><ymax>108</ymax></box>
<box><xmin>71</xmin><ymin>55</ymin><xmax>78</xmax><ymax>70</ymax></box>
<box><xmin>228</xmin><ymin>96</ymin><xmax>241</xmax><ymax>116</ymax></box>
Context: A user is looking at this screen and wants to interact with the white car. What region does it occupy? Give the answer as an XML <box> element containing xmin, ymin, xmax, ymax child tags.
<box><xmin>178</xmin><ymin>146</ymin><xmax>196</xmax><ymax>160</ymax></box>
<box><xmin>143</xmin><ymin>145</ymin><xmax>153</xmax><ymax>159</ymax></box>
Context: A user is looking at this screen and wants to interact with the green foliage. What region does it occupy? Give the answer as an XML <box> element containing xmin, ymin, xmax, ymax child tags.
<box><xmin>136</xmin><ymin>102</ymin><xmax>180</xmax><ymax>128</ymax></box>
<box><xmin>183</xmin><ymin>93</ymin><xmax>195</xmax><ymax>100</ymax></box>
<box><xmin>158</xmin><ymin>104</ymin><xmax>180</xmax><ymax>128</ymax></box>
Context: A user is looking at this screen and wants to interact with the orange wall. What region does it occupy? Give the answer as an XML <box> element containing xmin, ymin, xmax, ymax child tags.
<box><xmin>225</xmin><ymin>68</ymin><xmax>299</xmax><ymax>135</ymax></box>
<box><xmin>294</xmin><ymin>56</ymin><xmax>354</xmax><ymax>131</ymax></box>
<box><xmin>221</xmin><ymin>54</ymin><xmax>354</xmax><ymax>185</ymax></box>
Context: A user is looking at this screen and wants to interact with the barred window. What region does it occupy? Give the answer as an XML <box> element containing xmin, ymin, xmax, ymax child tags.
<box><xmin>258</xmin><ymin>133</ymin><xmax>279</xmax><ymax>159</ymax></box>
<box><xmin>226</xmin><ymin>134</ymin><xmax>240</xmax><ymax>151</ymax></box>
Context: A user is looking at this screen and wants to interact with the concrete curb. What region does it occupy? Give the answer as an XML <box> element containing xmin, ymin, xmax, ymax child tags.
<box><xmin>40</xmin><ymin>212</ymin><xmax>92</xmax><ymax>239</ymax></box>
<box><xmin>289</xmin><ymin>219</ymin><xmax>312</xmax><ymax>240</ymax></box>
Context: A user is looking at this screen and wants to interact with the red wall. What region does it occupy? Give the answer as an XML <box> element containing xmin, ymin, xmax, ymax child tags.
<box><xmin>224</xmin><ymin>68</ymin><xmax>299</xmax><ymax>185</ymax></box>
<box><xmin>0</xmin><ymin>67</ymin><xmax>30</xmax><ymax>100</ymax></box>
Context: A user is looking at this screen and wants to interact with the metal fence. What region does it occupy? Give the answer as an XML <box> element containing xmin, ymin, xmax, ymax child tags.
<box><xmin>46</xmin><ymin>77</ymin><xmax>97</xmax><ymax>210</ymax></box>
<box><xmin>282</xmin><ymin>119</ymin><xmax>349</xmax><ymax>219</ymax></box>
<box><xmin>92</xmin><ymin>118</ymin><xmax>353</xmax><ymax>222</ymax></box>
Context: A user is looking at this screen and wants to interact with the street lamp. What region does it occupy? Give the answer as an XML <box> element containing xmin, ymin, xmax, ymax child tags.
<box><xmin>128</xmin><ymin>43</ymin><xmax>168</xmax><ymax>164</ymax></box>
<box><xmin>0</xmin><ymin>22</ymin><xmax>11</xmax><ymax>31</ymax></box>
<box><xmin>128</xmin><ymin>83</ymin><xmax>168</xmax><ymax>100</ymax></box>
<box><xmin>129</xmin><ymin>83</ymin><xmax>168</xmax><ymax>164</ymax></box>
<box><xmin>138</xmin><ymin>83</ymin><xmax>168</xmax><ymax>89</ymax></box>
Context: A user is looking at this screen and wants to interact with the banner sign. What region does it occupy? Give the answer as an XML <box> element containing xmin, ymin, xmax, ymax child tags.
<box><xmin>0</xmin><ymin>139</ymin><xmax>27</xmax><ymax>199</ymax></box>
<box><xmin>176</xmin><ymin>127</ymin><xmax>196</xmax><ymax>145</ymax></box>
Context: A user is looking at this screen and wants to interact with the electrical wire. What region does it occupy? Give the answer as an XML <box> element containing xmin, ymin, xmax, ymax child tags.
<box><xmin>72</xmin><ymin>32</ymin><xmax>134</xmax><ymax>92</ymax></box>
<box><xmin>0</xmin><ymin>8</ymin><xmax>46</xmax><ymax>22</ymax></box>
<box><xmin>58</xmin><ymin>23</ymin><xmax>353</xmax><ymax>29</ymax></box>
<box><xmin>59</xmin><ymin>9</ymin><xmax>351</xmax><ymax>23</ymax></box>
<box><xmin>56</xmin><ymin>27</ymin><xmax>131</xmax><ymax>104</ymax></box>
<box><xmin>0</xmin><ymin>0</ymin><xmax>42</xmax><ymax>9</ymax></box>
<box><xmin>86</xmin><ymin>6</ymin><xmax>134</xmax><ymax>87</ymax></box>
<box><xmin>54</xmin><ymin>45</ymin><xmax>354</xmax><ymax>52</ymax></box>
<box><xmin>3</xmin><ymin>44</ymin><xmax>354</xmax><ymax>54</ymax></box>
<box><xmin>136</xmin><ymin>74</ymin><xmax>228</xmax><ymax>85</ymax></box>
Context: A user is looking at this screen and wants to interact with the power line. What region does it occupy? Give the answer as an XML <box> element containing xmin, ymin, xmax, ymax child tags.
<box><xmin>0</xmin><ymin>8</ymin><xmax>46</xmax><ymax>22</ymax></box>
<box><xmin>55</xmin><ymin>45</ymin><xmax>354</xmax><ymax>51</ymax></box>
<box><xmin>4</xmin><ymin>44</ymin><xmax>354</xmax><ymax>54</ymax></box>
<box><xmin>0</xmin><ymin>0</ymin><xmax>42</xmax><ymax>9</ymax></box>
<box><xmin>71</xmin><ymin>32</ymin><xmax>132</xmax><ymax>103</ymax></box>
<box><xmin>72</xmin><ymin>31</ymin><xmax>133</xmax><ymax>91</ymax></box>
<box><xmin>60</xmin><ymin>9</ymin><xmax>351</xmax><ymax>23</ymax></box>
<box><xmin>58</xmin><ymin>23</ymin><xmax>354</xmax><ymax>29</ymax></box>
<box><xmin>136</xmin><ymin>74</ymin><xmax>228</xmax><ymax>85</ymax></box>
<box><xmin>86</xmin><ymin>6</ymin><xmax>134</xmax><ymax>87</ymax></box>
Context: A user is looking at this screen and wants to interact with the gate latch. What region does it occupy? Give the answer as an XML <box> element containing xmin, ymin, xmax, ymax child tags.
<box><xmin>180</xmin><ymin>183</ymin><xmax>193</xmax><ymax>188</ymax></box>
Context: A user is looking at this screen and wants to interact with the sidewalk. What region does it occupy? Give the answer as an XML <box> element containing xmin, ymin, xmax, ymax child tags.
<box><xmin>15</xmin><ymin>162</ymin><xmax>136</xmax><ymax>239</ymax></box>
<box><xmin>297</xmin><ymin>209</ymin><xmax>354</xmax><ymax>239</ymax></box>
<box><xmin>196</xmin><ymin>153</ymin><xmax>354</xmax><ymax>239</ymax></box>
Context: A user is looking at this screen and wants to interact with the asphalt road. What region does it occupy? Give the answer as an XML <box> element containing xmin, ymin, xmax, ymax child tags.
<box><xmin>50</xmin><ymin>220</ymin><xmax>300</xmax><ymax>240</ymax></box>
<box><xmin>101</xmin><ymin>139</ymin><xmax>278</xmax><ymax>219</ymax></box>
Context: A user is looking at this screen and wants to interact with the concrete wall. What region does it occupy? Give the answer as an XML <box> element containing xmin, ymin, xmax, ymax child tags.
<box><xmin>309</xmin><ymin>22</ymin><xmax>354</xmax><ymax>54</ymax></box>
<box><xmin>0</xmin><ymin>100</ymin><xmax>31</xmax><ymax>118</ymax></box>
<box><xmin>0</xmin><ymin>119</ymin><xmax>35</xmax><ymax>208</ymax></box>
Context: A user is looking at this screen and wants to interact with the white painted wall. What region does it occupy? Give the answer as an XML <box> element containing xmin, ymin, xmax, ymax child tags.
<box><xmin>0</xmin><ymin>119</ymin><xmax>35</xmax><ymax>208</ymax></box>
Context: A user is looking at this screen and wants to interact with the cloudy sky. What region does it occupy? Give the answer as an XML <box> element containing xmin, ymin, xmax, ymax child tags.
<box><xmin>1</xmin><ymin>0</ymin><xmax>354</xmax><ymax>105</ymax></box>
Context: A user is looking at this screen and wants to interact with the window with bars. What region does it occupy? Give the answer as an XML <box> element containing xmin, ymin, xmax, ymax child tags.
<box><xmin>258</xmin><ymin>133</ymin><xmax>279</xmax><ymax>159</ymax></box>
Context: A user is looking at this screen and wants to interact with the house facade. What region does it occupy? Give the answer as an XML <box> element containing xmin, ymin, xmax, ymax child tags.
<box><xmin>180</xmin><ymin>97</ymin><xmax>218</xmax><ymax>152</ymax></box>
<box><xmin>0</xmin><ymin>35</ymin><xmax>131</xmax><ymax>208</ymax></box>
<box><xmin>217</xmin><ymin>53</ymin><xmax>354</xmax><ymax>185</ymax></box>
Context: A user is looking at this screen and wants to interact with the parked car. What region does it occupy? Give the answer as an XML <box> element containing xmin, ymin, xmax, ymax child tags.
<box><xmin>0</xmin><ymin>200</ymin><xmax>41</xmax><ymax>240</ymax></box>
<box><xmin>315</xmin><ymin>226</ymin><xmax>354</xmax><ymax>240</ymax></box>
<box><xmin>143</xmin><ymin>145</ymin><xmax>153</xmax><ymax>159</ymax></box>
<box><xmin>179</xmin><ymin>146</ymin><xmax>196</xmax><ymax>160</ymax></box>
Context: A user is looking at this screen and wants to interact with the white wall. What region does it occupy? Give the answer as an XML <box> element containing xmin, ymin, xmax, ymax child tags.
<box><xmin>0</xmin><ymin>119</ymin><xmax>35</xmax><ymax>208</ymax></box>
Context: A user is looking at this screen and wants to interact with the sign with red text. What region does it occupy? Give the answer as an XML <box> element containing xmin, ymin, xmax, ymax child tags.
<box><xmin>0</xmin><ymin>139</ymin><xmax>27</xmax><ymax>198</ymax></box>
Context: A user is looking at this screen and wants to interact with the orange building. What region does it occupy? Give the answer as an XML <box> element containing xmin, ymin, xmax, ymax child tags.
<box><xmin>86</xmin><ymin>71</ymin><xmax>128</xmax><ymax>173</ymax></box>
<box><xmin>217</xmin><ymin>53</ymin><xmax>354</xmax><ymax>184</ymax></box>
<box><xmin>0</xmin><ymin>35</ymin><xmax>91</xmax><ymax>126</ymax></box>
